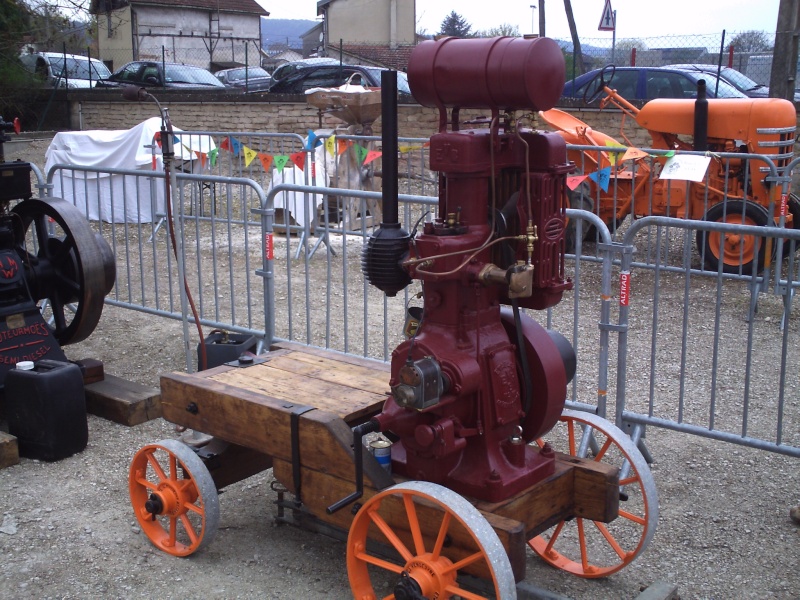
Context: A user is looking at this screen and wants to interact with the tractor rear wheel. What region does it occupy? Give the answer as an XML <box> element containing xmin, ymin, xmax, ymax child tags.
<box><xmin>696</xmin><ymin>200</ymin><xmax>770</xmax><ymax>275</ymax></box>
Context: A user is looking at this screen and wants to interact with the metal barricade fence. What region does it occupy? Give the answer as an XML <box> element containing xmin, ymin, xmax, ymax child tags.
<box><xmin>614</xmin><ymin>215</ymin><xmax>800</xmax><ymax>457</ymax></box>
<box><xmin>40</xmin><ymin>134</ymin><xmax>800</xmax><ymax>459</ymax></box>
<box><xmin>45</xmin><ymin>162</ymin><xmax>270</xmax><ymax>371</ymax></box>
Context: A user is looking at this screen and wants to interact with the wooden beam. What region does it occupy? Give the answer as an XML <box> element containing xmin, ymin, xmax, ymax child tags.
<box><xmin>0</xmin><ymin>431</ymin><xmax>19</xmax><ymax>469</ymax></box>
<box><xmin>84</xmin><ymin>374</ymin><xmax>161</xmax><ymax>426</ymax></box>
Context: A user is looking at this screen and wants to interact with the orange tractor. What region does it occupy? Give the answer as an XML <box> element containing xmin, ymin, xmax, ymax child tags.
<box><xmin>540</xmin><ymin>65</ymin><xmax>798</xmax><ymax>274</ymax></box>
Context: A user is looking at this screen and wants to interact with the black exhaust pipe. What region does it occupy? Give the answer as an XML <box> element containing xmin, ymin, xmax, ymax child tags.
<box><xmin>693</xmin><ymin>79</ymin><xmax>708</xmax><ymax>152</ymax></box>
<box><xmin>361</xmin><ymin>70</ymin><xmax>412</xmax><ymax>296</ymax></box>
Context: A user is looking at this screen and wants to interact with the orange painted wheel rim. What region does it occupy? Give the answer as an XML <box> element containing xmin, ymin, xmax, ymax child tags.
<box><xmin>529</xmin><ymin>410</ymin><xmax>658</xmax><ymax>578</ymax></box>
<box><xmin>347</xmin><ymin>481</ymin><xmax>516</xmax><ymax>599</ymax></box>
<box><xmin>707</xmin><ymin>213</ymin><xmax>760</xmax><ymax>267</ymax></box>
<box><xmin>128</xmin><ymin>439</ymin><xmax>219</xmax><ymax>557</ymax></box>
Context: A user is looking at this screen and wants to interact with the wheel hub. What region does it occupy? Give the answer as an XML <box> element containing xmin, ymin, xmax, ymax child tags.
<box><xmin>400</xmin><ymin>553</ymin><xmax>456</xmax><ymax>598</ymax></box>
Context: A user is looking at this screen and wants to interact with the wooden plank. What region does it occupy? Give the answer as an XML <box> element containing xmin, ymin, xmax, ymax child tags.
<box><xmin>198</xmin><ymin>439</ymin><xmax>273</xmax><ymax>490</ymax></box>
<box><xmin>84</xmin><ymin>374</ymin><xmax>161</xmax><ymax>426</ymax></box>
<box><xmin>0</xmin><ymin>431</ymin><xmax>20</xmax><ymax>469</ymax></box>
<box><xmin>208</xmin><ymin>361</ymin><xmax>384</xmax><ymax>423</ymax></box>
<box><xmin>159</xmin><ymin>372</ymin><xmax>388</xmax><ymax>487</ymax></box>
<box><xmin>477</xmin><ymin>453</ymin><xmax>619</xmax><ymax>537</ymax></box>
<box><xmin>272</xmin><ymin>341</ymin><xmax>391</xmax><ymax>372</ymax></box>
<box><xmin>272</xmin><ymin>459</ymin><xmax>528</xmax><ymax>582</ymax></box>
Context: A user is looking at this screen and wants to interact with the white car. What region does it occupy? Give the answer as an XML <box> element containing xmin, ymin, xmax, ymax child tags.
<box><xmin>19</xmin><ymin>52</ymin><xmax>111</xmax><ymax>88</ymax></box>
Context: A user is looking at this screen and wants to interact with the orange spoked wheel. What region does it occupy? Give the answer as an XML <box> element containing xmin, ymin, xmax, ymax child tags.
<box><xmin>128</xmin><ymin>439</ymin><xmax>219</xmax><ymax>557</ymax></box>
<box><xmin>530</xmin><ymin>409</ymin><xmax>658</xmax><ymax>578</ymax></box>
<box><xmin>347</xmin><ymin>481</ymin><xmax>517</xmax><ymax>599</ymax></box>
<box><xmin>697</xmin><ymin>200</ymin><xmax>770</xmax><ymax>275</ymax></box>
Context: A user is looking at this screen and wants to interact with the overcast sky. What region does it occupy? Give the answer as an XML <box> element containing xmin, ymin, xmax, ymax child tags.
<box><xmin>261</xmin><ymin>0</ymin><xmax>780</xmax><ymax>42</ymax></box>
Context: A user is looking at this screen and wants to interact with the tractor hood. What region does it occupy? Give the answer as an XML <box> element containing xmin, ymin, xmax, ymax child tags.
<box><xmin>636</xmin><ymin>98</ymin><xmax>796</xmax><ymax>148</ymax></box>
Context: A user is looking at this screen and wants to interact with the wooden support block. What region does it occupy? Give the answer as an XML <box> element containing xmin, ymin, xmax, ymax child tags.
<box><xmin>0</xmin><ymin>431</ymin><xmax>20</xmax><ymax>469</ymax></box>
<box><xmin>84</xmin><ymin>374</ymin><xmax>161</xmax><ymax>426</ymax></box>
<box><xmin>71</xmin><ymin>358</ymin><xmax>105</xmax><ymax>384</ymax></box>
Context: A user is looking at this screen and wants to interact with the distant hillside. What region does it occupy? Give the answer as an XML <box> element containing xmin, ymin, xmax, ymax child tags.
<box><xmin>261</xmin><ymin>18</ymin><xmax>317</xmax><ymax>50</ymax></box>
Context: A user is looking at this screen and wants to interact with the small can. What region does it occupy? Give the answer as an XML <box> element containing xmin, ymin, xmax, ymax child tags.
<box><xmin>369</xmin><ymin>439</ymin><xmax>392</xmax><ymax>474</ymax></box>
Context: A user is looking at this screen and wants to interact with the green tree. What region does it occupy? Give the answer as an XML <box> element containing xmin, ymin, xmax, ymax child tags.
<box><xmin>439</xmin><ymin>11</ymin><xmax>473</xmax><ymax>38</ymax></box>
<box><xmin>477</xmin><ymin>23</ymin><xmax>520</xmax><ymax>38</ymax></box>
<box><xmin>730</xmin><ymin>30</ymin><xmax>772</xmax><ymax>54</ymax></box>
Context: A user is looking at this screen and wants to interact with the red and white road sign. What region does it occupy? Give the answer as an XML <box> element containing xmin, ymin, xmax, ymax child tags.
<box><xmin>598</xmin><ymin>0</ymin><xmax>616</xmax><ymax>31</ymax></box>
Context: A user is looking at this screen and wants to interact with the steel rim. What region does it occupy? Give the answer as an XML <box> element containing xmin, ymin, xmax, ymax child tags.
<box><xmin>347</xmin><ymin>481</ymin><xmax>517</xmax><ymax>599</ymax></box>
<box><xmin>128</xmin><ymin>439</ymin><xmax>219</xmax><ymax>557</ymax></box>
<box><xmin>529</xmin><ymin>409</ymin><xmax>658</xmax><ymax>578</ymax></box>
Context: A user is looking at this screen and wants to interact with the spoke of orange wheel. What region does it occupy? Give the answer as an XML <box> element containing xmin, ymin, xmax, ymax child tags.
<box><xmin>619</xmin><ymin>474</ymin><xmax>640</xmax><ymax>487</ymax></box>
<box><xmin>184</xmin><ymin>501</ymin><xmax>203</xmax><ymax>515</ymax></box>
<box><xmin>146</xmin><ymin>452</ymin><xmax>168</xmax><ymax>482</ymax></box>
<box><xmin>403</xmin><ymin>494</ymin><xmax>426</xmax><ymax>555</ymax></box>
<box><xmin>593</xmin><ymin>437</ymin><xmax>613</xmax><ymax>462</ymax></box>
<box><xmin>179</xmin><ymin>514</ymin><xmax>199</xmax><ymax>544</ymax></box>
<box><xmin>353</xmin><ymin>549</ymin><xmax>405</xmax><ymax>574</ymax></box>
<box><xmin>577</xmin><ymin>518</ymin><xmax>590</xmax><ymax>571</ymax></box>
<box><xmin>368</xmin><ymin>509</ymin><xmax>413</xmax><ymax>562</ymax></box>
<box><xmin>443</xmin><ymin>584</ymin><xmax>487</xmax><ymax>600</ymax></box>
<box><xmin>169</xmin><ymin>455</ymin><xmax>178</xmax><ymax>481</ymax></box>
<box><xmin>567</xmin><ymin>420</ymin><xmax>576</xmax><ymax>455</ymax></box>
<box><xmin>544</xmin><ymin>520</ymin><xmax>566</xmax><ymax>553</ymax></box>
<box><xmin>136</xmin><ymin>475</ymin><xmax>159</xmax><ymax>492</ymax></box>
<box><xmin>444</xmin><ymin>549</ymin><xmax>485</xmax><ymax>573</ymax></box>
<box><xmin>431</xmin><ymin>510</ymin><xmax>452</xmax><ymax>560</ymax></box>
<box><xmin>619</xmin><ymin>508</ymin><xmax>647</xmax><ymax>526</ymax></box>
<box><xmin>592</xmin><ymin>520</ymin><xmax>627</xmax><ymax>558</ymax></box>
<box><xmin>168</xmin><ymin>517</ymin><xmax>177</xmax><ymax>547</ymax></box>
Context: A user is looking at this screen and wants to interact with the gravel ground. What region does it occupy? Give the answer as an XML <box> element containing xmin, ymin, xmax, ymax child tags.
<box><xmin>0</xmin><ymin>137</ymin><xmax>798</xmax><ymax>600</ymax></box>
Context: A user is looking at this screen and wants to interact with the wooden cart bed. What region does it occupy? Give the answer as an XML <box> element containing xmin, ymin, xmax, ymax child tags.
<box><xmin>158</xmin><ymin>342</ymin><xmax>619</xmax><ymax>582</ymax></box>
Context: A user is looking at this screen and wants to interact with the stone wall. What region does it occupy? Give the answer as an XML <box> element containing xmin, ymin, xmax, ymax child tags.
<box><xmin>68</xmin><ymin>92</ymin><xmax>651</xmax><ymax>147</ymax></box>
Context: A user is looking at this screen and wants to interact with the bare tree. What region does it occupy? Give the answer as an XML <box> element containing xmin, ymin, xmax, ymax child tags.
<box><xmin>729</xmin><ymin>30</ymin><xmax>772</xmax><ymax>54</ymax></box>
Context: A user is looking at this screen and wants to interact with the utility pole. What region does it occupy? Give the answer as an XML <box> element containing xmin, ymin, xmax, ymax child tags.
<box><xmin>770</xmin><ymin>0</ymin><xmax>800</xmax><ymax>100</ymax></box>
<box><xmin>538</xmin><ymin>0</ymin><xmax>546</xmax><ymax>37</ymax></box>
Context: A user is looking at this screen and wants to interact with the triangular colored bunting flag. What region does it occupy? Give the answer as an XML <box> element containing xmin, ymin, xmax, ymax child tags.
<box><xmin>398</xmin><ymin>144</ymin><xmax>414</xmax><ymax>153</ymax></box>
<box><xmin>274</xmin><ymin>155</ymin><xmax>289</xmax><ymax>172</ymax></box>
<box><xmin>289</xmin><ymin>151</ymin><xmax>306</xmax><ymax>171</ymax></box>
<box><xmin>663</xmin><ymin>150</ymin><xmax>676</xmax><ymax>158</ymax></box>
<box><xmin>243</xmin><ymin>145</ymin><xmax>258</xmax><ymax>167</ymax></box>
<box><xmin>195</xmin><ymin>150</ymin><xmax>207</xmax><ymax>168</ymax></box>
<box><xmin>306</xmin><ymin>130</ymin><xmax>323</xmax><ymax>150</ymax></box>
<box><xmin>363</xmin><ymin>149</ymin><xmax>382</xmax><ymax>166</ymax></box>
<box><xmin>229</xmin><ymin>136</ymin><xmax>242</xmax><ymax>156</ymax></box>
<box><xmin>325</xmin><ymin>135</ymin><xmax>337</xmax><ymax>157</ymax></box>
<box><xmin>566</xmin><ymin>174</ymin><xmax>589</xmax><ymax>191</ymax></box>
<box><xmin>337</xmin><ymin>139</ymin><xmax>349</xmax><ymax>156</ymax></box>
<box><xmin>355</xmin><ymin>144</ymin><xmax>369</xmax><ymax>163</ymax></box>
<box><xmin>621</xmin><ymin>147</ymin><xmax>650</xmax><ymax>162</ymax></box>
<box><xmin>603</xmin><ymin>140</ymin><xmax>626</xmax><ymax>166</ymax></box>
<box><xmin>588</xmin><ymin>166</ymin><xmax>612</xmax><ymax>192</ymax></box>
<box><xmin>258</xmin><ymin>153</ymin><xmax>273</xmax><ymax>172</ymax></box>
<box><xmin>209</xmin><ymin>148</ymin><xmax>219</xmax><ymax>167</ymax></box>
<box><xmin>220</xmin><ymin>137</ymin><xmax>231</xmax><ymax>152</ymax></box>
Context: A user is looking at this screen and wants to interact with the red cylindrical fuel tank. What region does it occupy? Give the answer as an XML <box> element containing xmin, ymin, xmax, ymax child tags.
<box><xmin>408</xmin><ymin>36</ymin><xmax>565</xmax><ymax>112</ymax></box>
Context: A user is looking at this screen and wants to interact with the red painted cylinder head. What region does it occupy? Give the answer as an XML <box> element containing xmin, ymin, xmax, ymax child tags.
<box><xmin>408</xmin><ymin>36</ymin><xmax>565</xmax><ymax>112</ymax></box>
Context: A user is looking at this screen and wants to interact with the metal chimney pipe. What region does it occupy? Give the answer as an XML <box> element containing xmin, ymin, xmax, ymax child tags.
<box><xmin>381</xmin><ymin>69</ymin><xmax>399</xmax><ymax>225</ymax></box>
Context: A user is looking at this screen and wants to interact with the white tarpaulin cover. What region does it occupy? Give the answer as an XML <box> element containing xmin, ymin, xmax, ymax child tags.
<box><xmin>45</xmin><ymin>117</ymin><xmax>214</xmax><ymax>223</ymax></box>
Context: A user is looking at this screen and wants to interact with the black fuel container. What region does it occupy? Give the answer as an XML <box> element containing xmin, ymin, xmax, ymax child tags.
<box><xmin>4</xmin><ymin>359</ymin><xmax>88</xmax><ymax>461</ymax></box>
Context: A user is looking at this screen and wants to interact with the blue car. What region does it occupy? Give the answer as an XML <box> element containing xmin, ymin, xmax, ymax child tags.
<box><xmin>562</xmin><ymin>66</ymin><xmax>747</xmax><ymax>101</ymax></box>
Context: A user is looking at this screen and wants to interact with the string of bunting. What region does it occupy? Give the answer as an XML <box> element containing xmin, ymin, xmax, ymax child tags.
<box><xmin>565</xmin><ymin>141</ymin><xmax>656</xmax><ymax>193</ymax></box>
<box><xmin>167</xmin><ymin>132</ymin><xmax>431</xmax><ymax>174</ymax></box>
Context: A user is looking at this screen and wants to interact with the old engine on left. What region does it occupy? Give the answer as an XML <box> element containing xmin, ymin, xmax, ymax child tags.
<box><xmin>0</xmin><ymin>117</ymin><xmax>115</xmax><ymax>382</ymax></box>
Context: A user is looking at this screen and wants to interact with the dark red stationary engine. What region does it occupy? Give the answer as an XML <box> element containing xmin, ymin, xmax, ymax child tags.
<box><xmin>362</xmin><ymin>36</ymin><xmax>576</xmax><ymax>503</ymax></box>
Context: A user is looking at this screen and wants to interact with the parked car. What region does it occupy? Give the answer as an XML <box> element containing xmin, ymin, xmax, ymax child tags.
<box><xmin>270</xmin><ymin>58</ymin><xmax>342</xmax><ymax>84</ymax></box>
<box><xmin>96</xmin><ymin>61</ymin><xmax>227</xmax><ymax>90</ymax></box>
<box><xmin>19</xmin><ymin>52</ymin><xmax>111</xmax><ymax>88</ymax></box>
<box><xmin>562</xmin><ymin>66</ymin><xmax>747</xmax><ymax>101</ymax></box>
<box><xmin>214</xmin><ymin>66</ymin><xmax>272</xmax><ymax>92</ymax></box>
<box><xmin>665</xmin><ymin>63</ymin><xmax>800</xmax><ymax>102</ymax></box>
<box><xmin>664</xmin><ymin>64</ymin><xmax>770</xmax><ymax>98</ymax></box>
<box><xmin>268</xmin><ymin>64</ymin><xmax>413</xmax><ymax>99</ymax></box>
